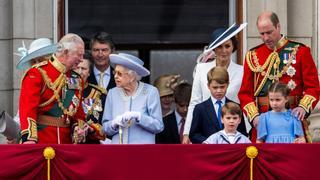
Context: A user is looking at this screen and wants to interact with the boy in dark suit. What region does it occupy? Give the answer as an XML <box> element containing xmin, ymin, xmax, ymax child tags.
<box><xmin>189</xmin><ymin>67</ymin><xmax>247</xmax><ymax>144</ymax></box>
<box><xmin>156</xmin><ymin>82</ymin><xmax>192</xmax><ymax>144</ymax></box>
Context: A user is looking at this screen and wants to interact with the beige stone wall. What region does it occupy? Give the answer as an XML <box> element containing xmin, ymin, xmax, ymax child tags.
<box><xmin>12</xmin><ymin>0</ymin><xmax>53</xmax><ymax>116</ymax></box>
<box><xmin>246</xmin><ymin>0</ymin><xmax>317</xmax><ymax>67</ymax></box>
<box><xmin>0</xmin><ymin>0</ymin><xmax>53</xmax><ymax>143</ymax></box>
<box><xmin>0</xmin><ymin>0</ymin><xmax>13</xmax><ymax>118</ymax></box>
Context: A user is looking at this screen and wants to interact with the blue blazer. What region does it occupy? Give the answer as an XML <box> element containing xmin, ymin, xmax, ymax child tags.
<box><xmin>189</xmin><ymin>98</ymin><xmax>247</xmax><ymax>144</ymax></box>
<box><xmin>156</xmin><ymin>112</ymin><xmax>181</xmax><ymax>144</ymax></box>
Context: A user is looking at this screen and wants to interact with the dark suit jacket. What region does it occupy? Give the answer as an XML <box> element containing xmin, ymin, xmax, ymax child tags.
<box><xmin>156</xmin><ymin>112</ymin><xmax>181</xmax><ymax>144</ymax></box>
<box><xmin>189</xmin><ymin>98</ymin><xmax>247</xmax><ymax>144</ymax></box>
<box><xmin>88</xmin><ymin>66</ymin><xmax>116</xmax><ymax>124</ymax></box>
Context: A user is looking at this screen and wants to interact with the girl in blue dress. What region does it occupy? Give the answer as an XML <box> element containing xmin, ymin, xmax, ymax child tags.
<box><xmin>257</xmin><ymin>82</ymin><xmax>305</xmax><ymax>143</ymax></box>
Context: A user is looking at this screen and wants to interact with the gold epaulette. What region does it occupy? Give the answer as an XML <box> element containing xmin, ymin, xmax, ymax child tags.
<box><xmin>32</xmin><ymin>60</ymin><xmax>48</xmax><ymax>68</ymax></box>
<box><xmin>89</xmin><ymin>83</ymin><xmax>107</xmax><ymax>95</ymax></box>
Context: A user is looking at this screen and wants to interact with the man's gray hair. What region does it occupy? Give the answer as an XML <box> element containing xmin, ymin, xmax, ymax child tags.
<box><xmin>56</xmin><ymin>33</ymin><xmax>84</xmax><ymax>56</ymax></box>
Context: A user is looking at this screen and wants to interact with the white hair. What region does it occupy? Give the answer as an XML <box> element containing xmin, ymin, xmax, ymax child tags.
<box><xmin>56</xmin><ymin>33</ymin><xmax>84</xmax><ymax>57</ymax></box>
<box><xmin>128</xmin><ymin>69</ymin><xmax>142</xmax><ymax>81</ymax></box>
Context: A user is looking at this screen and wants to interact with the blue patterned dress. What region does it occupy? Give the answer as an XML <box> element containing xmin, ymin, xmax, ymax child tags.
<box><xmin>257</xmin><ymin>110</ymin><xmax>303</xmax><ymax>143</ymax></box>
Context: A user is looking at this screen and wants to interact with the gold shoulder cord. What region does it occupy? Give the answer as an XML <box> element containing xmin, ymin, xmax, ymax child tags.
<box><xmin>37</xmin><ymin>68</ymin><xmax>66</xmax><ymax>107</ymax></box>
<box><xmin>253</xmin><ymin>53</ymin><xmax>278</xmax><ymax>96</ymax></box>
<box><xmin>246</xmin><ymin>51</ymin><xmax>272</xmax><ymax>73</ymax></box>
<box><xmin>37</xmin><ymin>67</ymin><xmax>82</xmax><ymax>116</ymax></box>
<box><xmin>246</xmin><ymin>45</ymin><xmax>299</xmax><ymax>96</ymax></box>
<box><xmin>246</xmin><ymin>51</ymin><xmax>276</xmax><ymax>96</ymax></box>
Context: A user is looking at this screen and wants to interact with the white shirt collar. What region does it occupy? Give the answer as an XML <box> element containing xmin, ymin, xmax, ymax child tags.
<box><xmin>93</xmin><ymin>65</ymin><xmax>110</xmax><ymax>76</ymax></box>
<box><xmin>174</xmin><ymin>110</ymin><xmax>184</xmax><ymax>124</ymax></box>
<box><xmin>222</xmin><ymin>129</ymin><xmax>237</xmax><ymax>136</ymax></box>
<box><xmin>210</xmin><ymin>96</ymin><xmax>226</xmax><ymax>105</ymax></box>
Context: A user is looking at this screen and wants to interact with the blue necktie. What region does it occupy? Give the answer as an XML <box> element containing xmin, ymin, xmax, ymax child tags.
<box><xmin>216</xmin><ymin>100</ymin><xmax>223</xmax><ymax>129</ymax></box>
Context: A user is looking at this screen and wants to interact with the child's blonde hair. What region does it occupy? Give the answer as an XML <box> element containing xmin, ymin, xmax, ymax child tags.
<box><xmin>207</xmin><ymin>66</ymin><xmax>229</xmax><ymax>85</ymax></box>
<box><xmin>221</xmin><ymin>102</ymin><xmax>242</xmax><ymax>119</ymax></box>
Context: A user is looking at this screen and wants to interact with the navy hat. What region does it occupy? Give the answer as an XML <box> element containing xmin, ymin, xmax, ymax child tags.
<box><xmin>110</xmin><ymin>53</ymin><xmax>150</xmax><ymax>77</ymax></box>
<box><xmin>204</xmin><ymin>23</ymin><xmax>247</xmax><ymax>54</ymax></box>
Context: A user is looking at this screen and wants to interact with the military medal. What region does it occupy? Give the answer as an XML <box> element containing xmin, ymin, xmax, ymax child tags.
<box><xmin>68</xmin><ymin>77</ymin><xmax>80</xmax><ymax>89</ymax></box>
<box><xmin>82</xmin><ymin>101</ymin><xmax>89</xmax><ymax>114</ymax></box>
<box><xmin>94</xmin><ymin>99</ymin><xmax>103</xmax><ymax>112</ymax></box>
<box><xmin>72</xmin><ymin>95</ymin><xmax>79</xmax><ymax>107</ymax></box>
<box><xmin>93</xmin><ymin>111</ymin><xmax>99</xmax><ymax>120</ymax></box>
<box><xmin>283</xmin><ymin>53</ymin><xmax>289</xmax><ymax>64</ymax></box>
<box><xmin>62</xmin><ymin>85</ymin><xmax>67</xmax><ymax>100</ymax></box>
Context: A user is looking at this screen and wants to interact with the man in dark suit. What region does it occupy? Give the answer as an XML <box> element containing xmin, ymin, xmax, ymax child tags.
<box><xmin>156</xmin><ymin>82</ymin><xmax>192</xmax><ymax>144</ymax></box>
<box><xmin>189</xmin><ymin>67</ymin><xmax>247</xmax><ymax>144</ymax></box>
<box><xmin>88</xmin><ymin>32</ymin><xmax>116</xmax><ymax>124</ymax></box>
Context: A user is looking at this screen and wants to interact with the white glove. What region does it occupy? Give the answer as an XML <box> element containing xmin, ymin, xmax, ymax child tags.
<box><xmin>111</xmin><ymin>115</ymin><xmax>126</xmax><ymax>129</ymax></box>
<box><xmin>122</xmin><ymin>111</ymin><xmax>141</xmax><ymax>123</ymax></box>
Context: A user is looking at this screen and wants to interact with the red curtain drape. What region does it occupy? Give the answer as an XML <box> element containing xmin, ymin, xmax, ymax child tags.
<box><xmin>0</xmin><ymin>144</ymin><xmax>319</xmax><ymax>180</ymax></box>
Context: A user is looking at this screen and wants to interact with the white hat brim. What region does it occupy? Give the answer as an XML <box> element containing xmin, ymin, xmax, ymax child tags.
<box><xmin>16</xmin><ymin>44</ymin><xmax>58</xmax><ymax>70</ymax></box>
<box><xmin>204</xmin><ymin>22</ymin><xmax>247</xmax><ymax>54</ymax></box>
<box><xmin>110</xmin><ymin>54</ymin><xmax>150</xmax><ymax>77</ymax></box>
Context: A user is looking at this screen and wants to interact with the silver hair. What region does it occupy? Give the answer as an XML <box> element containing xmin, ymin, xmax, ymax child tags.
<box><xmin>56</xmin><ymin>33</ymin><xmax>84</xmax><ymax>57</ymax></box>
<box><xmin>128</xmin><ymin>69</ymin><xmax>142</xmax><ymax>81</ymax></box>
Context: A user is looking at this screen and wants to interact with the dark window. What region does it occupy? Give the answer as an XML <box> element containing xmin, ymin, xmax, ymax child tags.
<box><xmin>68</xmin><ymin>0</ymin><xmax>229</xmax><ymax>49</ymax></box>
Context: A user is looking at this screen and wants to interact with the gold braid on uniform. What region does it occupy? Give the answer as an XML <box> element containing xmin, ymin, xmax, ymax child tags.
<box><xmin>246</xmin><ymin>45</ymin><xmax>299</xmax><ymax>96</ymax></box>
<box><xmin>247</xmin><ymin>51</ymin><xmax>277</xmax><ymax>96</ymax></box>
<box><xmin>299</xmin><ymin>95</ymin><xmax>317</xmax><ymax>113</ymax></box>
<box><xmin>37</xmin><ymin>67</ymin><xmax>82</xmax><ymax>116</ymax></box>
<box><xmin>38</xmin><ymin>71</ymin><xmax>66</xmax><ymax>107</ymax></box>
<box><xmin>246</xmin><ymin>51</ymin><xmax>271</xmax><ymax>73</ymax></box>
<box><xmin>244</xmin><ymin>102</ymin><xmax>259</xmax><ymax>122</ymax></box>
<box><xmin>20</xmin><ymin>117</ymin><xmax>38</xmax><ymax>141</ymax></box>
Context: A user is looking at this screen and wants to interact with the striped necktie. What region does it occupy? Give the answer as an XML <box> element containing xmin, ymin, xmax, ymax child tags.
<box><xmin>179</xmin><ymin>118</ymin><xmax>185</xmax><ymax>142</ymax></box>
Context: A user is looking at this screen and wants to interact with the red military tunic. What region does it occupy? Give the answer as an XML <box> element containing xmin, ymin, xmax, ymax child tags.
<box><xmin>239</xmin><ymin>36</ymin><xmax>319</xmax><ymax>142</ymax></box>
<box><xmin>19</xmin><ymin>56</ymin><xmax>85</xmax><ymax>144</ymax></box>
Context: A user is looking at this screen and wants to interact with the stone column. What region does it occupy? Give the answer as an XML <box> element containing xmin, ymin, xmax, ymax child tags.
<box><xmin>0</xmin><ymin>0</ymin><xmax>13</xmax><ymax>143</ymax></box>
<box><xmin>12</xmin><ymin>0</ymin><xmax>53</xmax><ymax>116</ymax></box>
<box><xmin>0</xmin><ymin>0</ymin><xmax>13</xmax><ymax>115</ymax></box>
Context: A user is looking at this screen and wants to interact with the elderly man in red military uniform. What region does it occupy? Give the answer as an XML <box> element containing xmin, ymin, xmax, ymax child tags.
<box><xmin>239</xmin><ymin>11</ymin><xmax>319</xmax><ymax>142</ymax></box>
<box><xmin>19</xmin><ymin>33</ymin><xmax>87</xmax><ymax>144</ymax></box>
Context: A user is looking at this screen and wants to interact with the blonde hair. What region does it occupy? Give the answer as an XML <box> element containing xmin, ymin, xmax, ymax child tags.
<box><xmin>207</xmin><ymin>66</ymin><xmax>229</xmax><ymax>85</ymax></box>
<box><xmin>221</xmin><ymin>102</ymin><xmax>242</xmax><ymax>118</ymax></box>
